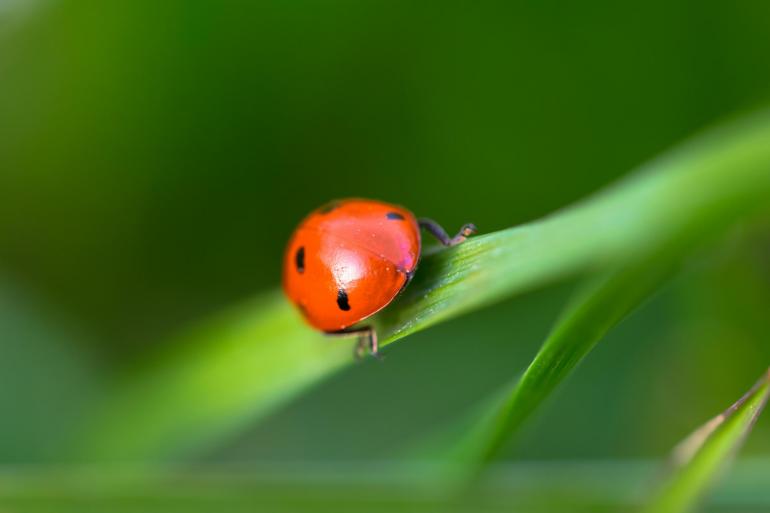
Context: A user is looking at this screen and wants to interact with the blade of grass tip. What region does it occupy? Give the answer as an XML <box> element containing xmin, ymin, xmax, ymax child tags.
<box><xmin>642</xmin><ymin>369</ymin><xmax>770</xmax><ymax>513</ymax></box>
<box><xmin>76</xmin><ymin>110</ymin><xmax>770</xmax><ymax>461</ymax></box>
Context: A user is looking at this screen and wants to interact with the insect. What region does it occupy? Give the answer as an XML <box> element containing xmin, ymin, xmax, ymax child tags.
<box><xmin>283</xmin><ymin>198</ymin><xmax>476</xmax><ymax>359</ymax></box>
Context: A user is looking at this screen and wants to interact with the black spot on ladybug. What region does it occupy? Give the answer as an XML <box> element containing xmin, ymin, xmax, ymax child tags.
<box><xmin>386</xmin><ymin>212</ymin><xmax>405</xmax><ymax>220</ymax></box>
<box><xmin>337</xmin><ymin>289</ymin><xmax>351</xmax><ymax>311</ymax></box>
<box><xmin>319</xmin><ymin>201</ymin><xmax>341</xmax><ymax>214</ymax></box>
<box><xmin>295</xmin><ymin>246</ymin><xmax>305</xmax><ymax>273</ymax></box>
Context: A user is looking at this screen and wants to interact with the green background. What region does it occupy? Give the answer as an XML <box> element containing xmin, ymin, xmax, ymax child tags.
<box><xmin>1</xmin><ymin>0</ymin><xmax>769</xmax><ymax>492</ymax></box>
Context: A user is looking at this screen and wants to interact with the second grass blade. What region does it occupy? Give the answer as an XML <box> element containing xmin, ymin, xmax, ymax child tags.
<box><xmin>412</xmin><ymin>246</ymin><xmax>681</xmax><ymax>474</ymax></box>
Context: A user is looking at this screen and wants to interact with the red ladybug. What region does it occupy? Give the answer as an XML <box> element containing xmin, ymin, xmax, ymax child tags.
<box><xmin>283</xmin><ymin>198</ymin><xmax>476</xmax><ymax>358</ymax></box>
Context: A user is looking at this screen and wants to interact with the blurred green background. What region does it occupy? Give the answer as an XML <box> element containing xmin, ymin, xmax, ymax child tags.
<box><xmin>1</xmin><ymin>0</ymin><xmax>770</xmax><ymax>505</ymax></box>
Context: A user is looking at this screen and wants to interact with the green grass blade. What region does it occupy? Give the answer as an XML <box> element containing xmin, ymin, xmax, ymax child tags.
<box><xmin>3</xmin><ymin>460</ymin><xmax>770</xmax><ymax>512</ymax></box>
<box><xmin>374</xmin><ymin>111</ymin><xmax>770</xmax><ymax>344</ymax></box>
<box><xmin>0</xmin><ymin>461</ymin><xmax>673</xmax><ymax>513</ymax></box>
<box><xmin>642</xmin><ymin>369</ymin><xmax>770</xmax><ymax>513</ymax></box>
<box><xmin>406</xmin><ymin>247</ymin><xmax>680</xmax><ymax>475</ymax></box>
<box><xmin>77</xmin><ymin>111</ymin><xmax>770</xmax><ymax>460</ymax></box>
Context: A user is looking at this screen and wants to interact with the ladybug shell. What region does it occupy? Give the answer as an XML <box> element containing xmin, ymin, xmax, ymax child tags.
<box><xmin>283</xmin><ymin>199</ymin><xmax>421</xmax><ymax>332</ymax></box>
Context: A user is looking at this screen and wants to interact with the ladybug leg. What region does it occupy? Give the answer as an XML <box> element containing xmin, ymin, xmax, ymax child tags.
<box><xmin>418</xmin><ymin>218</ymin><xmax>478</xmax><ymax>247</ymax></box>
<box><xmin>329</xmin><ymin>326</ymin><xmax>381</xmax><ymax>361</ymax></box>
<box><xmin>353</xmin><ymin>326</ymin><xmax>381</xmax><ymax>361</ymax></box>
<box><xmin>368</xmin><ymin>328</ymin><xmax>380</xmax><ymax>358</ymax></box>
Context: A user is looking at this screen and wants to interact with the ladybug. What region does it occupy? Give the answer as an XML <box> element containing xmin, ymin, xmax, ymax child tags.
<box><xmin>283</xmin><ymin>198</ymin><xmax>476</xmax><ymax>358</ymax></box>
